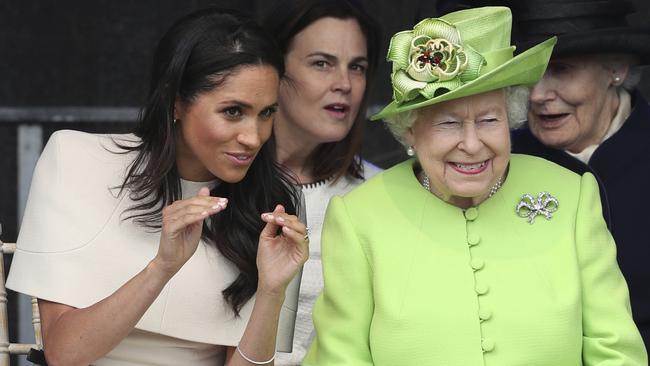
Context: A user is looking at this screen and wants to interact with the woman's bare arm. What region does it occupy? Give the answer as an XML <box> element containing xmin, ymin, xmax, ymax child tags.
<box><xmin>40</xmin><ymin>193</ymin><xmax>308</xmax><ymax>366</ymax></box>
<box><xmin>39</xmin><ymin>187</ymin><xmax>227</xmax><ymax>366</ymax></box>
<box><xmin>39</xmin><ymin>258</ymin><xmax>175</xmax><ymax>365</ymax></box>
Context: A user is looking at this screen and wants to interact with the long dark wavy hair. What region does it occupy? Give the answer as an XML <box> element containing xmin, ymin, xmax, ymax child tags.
<box><xmin>116</xmin><ymin>8</ymin><xmax>299</xmax><ymax>316</ymax></box>
<box><xmin>261</xmin><ymin>0</ymin><xmax>381</xmax><ymax>182</ymax></box>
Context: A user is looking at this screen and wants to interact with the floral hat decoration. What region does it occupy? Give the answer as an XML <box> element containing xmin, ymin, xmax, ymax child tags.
<box><xmin>371</xmin><ymin>6</ymin><xmax>557</xmax><ymax>120</ymax></box>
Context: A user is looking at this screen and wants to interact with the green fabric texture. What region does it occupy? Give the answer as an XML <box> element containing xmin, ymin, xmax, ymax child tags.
<box><xmin>371</xmin><ymin>6</ymin><xmax>556</xmax><ymax>121</ymax></box>
<box><xmin>303</xmin><ymin>154</ymin><xmax>647</xmax><ymax>365</ymax></box>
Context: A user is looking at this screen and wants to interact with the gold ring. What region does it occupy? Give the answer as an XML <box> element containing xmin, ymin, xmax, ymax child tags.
<box><xmin>303</xmin><ymin>226</ymin><xmax>310</xmax><ymax>242</ymax></box>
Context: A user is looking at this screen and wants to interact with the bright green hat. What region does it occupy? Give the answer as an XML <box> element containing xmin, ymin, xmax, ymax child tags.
<box><xmin>371</xmin><ymin>6</ymin><xmax>556</xmax><ymax>121</ymax></box>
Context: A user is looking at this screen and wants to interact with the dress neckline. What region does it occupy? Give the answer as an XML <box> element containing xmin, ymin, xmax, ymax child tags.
<box><xmin>180</xmin><ymin>178</ymin><xmax>220</xmax><ymax>199</ymax></box>
<box><xmin>299</xmin><ymin>176</ymin><xmax>333</xmax><ymax>190</ymax></box>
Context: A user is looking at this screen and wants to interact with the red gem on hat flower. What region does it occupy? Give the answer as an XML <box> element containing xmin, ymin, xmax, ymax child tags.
<box><xmin>432</xmin><ymin>52</ymin><xmax>444</xmax><ymax>65</ymax></box>
<box><xmin>417</xmin><ymin>50</ymin><xmax>432</xmax><ymax>64</ymax></box>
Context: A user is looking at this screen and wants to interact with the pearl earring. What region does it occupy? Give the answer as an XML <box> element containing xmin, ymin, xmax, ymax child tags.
<box><xmin>406</xmin><ymin>146</ymin><xmax>415</xmax><ymax>156</ymax></box>
<box><xmin>614</xmin><ymin>76</ymin><xmax>621</xmax><ymax>83</ymax></box>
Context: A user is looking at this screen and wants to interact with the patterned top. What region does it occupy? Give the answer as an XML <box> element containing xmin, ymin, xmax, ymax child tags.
<box><xmin>275</xmin><ymin>161</ymin><xmax>382</xmax><ymax>365</ymax></box>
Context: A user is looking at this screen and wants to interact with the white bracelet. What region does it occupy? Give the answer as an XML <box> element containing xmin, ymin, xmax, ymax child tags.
<box><xmin>236</xmin><ymin>345</ymin><xmax>275</xmax><ymax>365</ymax></box>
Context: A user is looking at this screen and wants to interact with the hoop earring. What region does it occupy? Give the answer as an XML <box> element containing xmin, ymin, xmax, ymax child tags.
<box><xmin>406</xmin><ymin>146</ymin><xmax>415</xmax><ymax>156</ymax></box>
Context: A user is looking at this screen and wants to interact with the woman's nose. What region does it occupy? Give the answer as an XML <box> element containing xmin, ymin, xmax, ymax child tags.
<box><xmin>458</xmin><ymin>123</ymin><xmax>482</xmax><ymax>154</ymax></box>
<box><xmin>237</xmin><ymin>123</ymin><xmax>262</xmax><ymax>149</ymax></box>
<box><xmin>529</xmin><ymin>75</ymin><xmax>556</xmax><ymax>104</ymax></box>
<box><xmin>331</xmin><ymin>68</ymin><xmax>352</xmax><ymax>93</ymax></box>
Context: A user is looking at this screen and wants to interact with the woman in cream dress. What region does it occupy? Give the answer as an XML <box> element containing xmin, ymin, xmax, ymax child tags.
<box><xmin>7</xmin><ymin>8</ymin><xmax>308</xmax><ymax>366</ymax></box>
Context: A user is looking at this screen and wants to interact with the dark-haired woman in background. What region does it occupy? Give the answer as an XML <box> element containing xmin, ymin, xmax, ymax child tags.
<box><xmin>260</xmin><ymin>1</ymin><xmax>381</xmax><ymax>363</ymax></box>
<box><xmin>6</xmin><ymin>8</ymin><xmax>307</xmax><ymax>366</ymax></box>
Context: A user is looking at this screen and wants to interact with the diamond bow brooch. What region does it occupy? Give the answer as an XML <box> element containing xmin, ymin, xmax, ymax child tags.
<box><xmin>515</xmin><ymin>192</ymin><xmax>559</xmax><ymax>224</ymax></box>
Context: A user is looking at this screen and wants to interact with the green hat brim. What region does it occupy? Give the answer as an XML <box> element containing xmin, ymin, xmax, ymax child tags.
<box><xmin>371</xmin><ymin>36</ymin><xmax>557</xmax><ymax>121</ymax></box>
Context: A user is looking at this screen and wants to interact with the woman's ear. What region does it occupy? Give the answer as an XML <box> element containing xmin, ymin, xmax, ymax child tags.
<box><xmin>609</xmin><ymin>61</ymin><xmax>630</xmax><ymax>87</ymax></box>
<box><xmin>404</xmin><ymin>126</ymin><xmax>415</xmax><ymax>147</ymax></box>
<box><xmin>174</xmin><ymin>99</ymin><xmax>182</xmax><ymax>120</ymax></box>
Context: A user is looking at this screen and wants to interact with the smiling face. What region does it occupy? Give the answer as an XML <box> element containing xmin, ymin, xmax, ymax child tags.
<box><xmin>174</xmin><ymin>65</ymin><xmax>279</xmax><ymax>183</ymax></box>
<box><xmin>276</xmin><ymin>17</ymin><xmax>368</xmax><ymax>146</ymax></box>
<box><xmin>528</xmin><ymin>56</ymin><xmax>621</xmax><ymax>153</ymax></box>
<box><xmin>405</xmin><ymin>89</ymin><xmax>511</xmax><ymax>208</ymax></box>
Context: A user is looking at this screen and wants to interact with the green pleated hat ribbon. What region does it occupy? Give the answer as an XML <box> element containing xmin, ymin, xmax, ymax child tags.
<box><xmin>387</xmin><ymin>18</ymin><xmax>487</xmax><ymax>104</ymax></box>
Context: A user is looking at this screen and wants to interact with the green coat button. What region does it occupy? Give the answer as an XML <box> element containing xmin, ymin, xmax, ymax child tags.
<box><xmin>482</xmin><ymin>338</ymin><xmax>495</xmax><ymax>352</ymax></box>
<box><xmin>464</xmin><ymin>207</ymin><xmax>478</xmax><ymax>221</ymax></box>
<box><xmin>471</xmin><ymin>258</ymin><xmax>485</xmax><ymax>270</ymax></box>
<box><xmin>475</xmin><ymin>283</ymin><xmax>489</xmax><ymax>295</ymax></box>
<box><xmin>467</xmin><ymin>233</ymin><xmax>481</xmax><ymax>246</ymax></box>
<box><xmin>479</xmin><ymin>308</ymin><xmax>492</xmax><ymax>321</ymax></box>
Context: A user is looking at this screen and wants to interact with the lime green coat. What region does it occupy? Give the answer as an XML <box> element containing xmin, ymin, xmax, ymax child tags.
<box><xmin>304</xmin><ymin>154</ymin><xmax>647</xmax><ymax>366</ymax></box>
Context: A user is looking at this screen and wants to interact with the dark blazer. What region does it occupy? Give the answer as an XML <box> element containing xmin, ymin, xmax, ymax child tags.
<box><xmin>511</xmin><ymin>90</ymin><xmax>650</xmax><ymax>346</ymax></box>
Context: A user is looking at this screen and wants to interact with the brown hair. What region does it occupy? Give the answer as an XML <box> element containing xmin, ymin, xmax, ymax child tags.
<box><xmin>261</xmin><ymin>0</ymin><xmax>380</xmax><ymax>182</ymax></box>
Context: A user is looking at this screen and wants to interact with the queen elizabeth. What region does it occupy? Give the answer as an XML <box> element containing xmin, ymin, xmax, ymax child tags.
<box><xmin>303</xmin><ymin>6</ymin><xmax>647</xmax><ymax>366</ymax></box>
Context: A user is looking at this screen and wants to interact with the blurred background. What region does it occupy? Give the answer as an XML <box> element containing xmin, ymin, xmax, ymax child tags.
<box><xmin>1</xmin><ymin>0</ymin><xmax>648</xmax><ymax>364</ymax></box>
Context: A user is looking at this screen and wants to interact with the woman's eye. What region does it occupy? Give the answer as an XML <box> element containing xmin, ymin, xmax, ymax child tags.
<box><xmin>260</xmin><ymin>107</ymin><xmax>277</xmax><ymax>119</ymax></box>
<box><xmin>223</xmin><ymin>106</ymin><xmax>242</xmax><ymax>119</ymax></box>
<box><xmin>547</xmin><ymin>63</ymin><xmax>571</xmax><ymax>75</ymax></box>
<box><xmin>437</xmin><ymin>120</ymin><xmax>459</xmax><ymax>127</ymax></box>
<box><xmin>313</xmin><ymin>60</ymin><xmax>329</xmax><ymax>69</ymax></box>
<box><xmin>350</xmin><ymin>63</ymin><xmax>367</xmax><ymax>74</ymax></box>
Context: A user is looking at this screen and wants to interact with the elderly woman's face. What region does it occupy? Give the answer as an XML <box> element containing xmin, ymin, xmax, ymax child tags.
<box><xmin>405</xmin><ymin>89</ymin><xmax>510</xmax><ymax>208</ymax></box>
<box><xmin>528</xmin><ymin>56</ymin><xmax>620</xmax><ymax>153</ymax></box>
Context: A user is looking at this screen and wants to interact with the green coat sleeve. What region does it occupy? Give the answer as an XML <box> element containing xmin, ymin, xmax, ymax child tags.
<box><xmin>303</xmin><ymin>197</ymin><xmax>374</xmax><ymax>365</ymax></box>
<box><xmin>577</xmin><ymin>173</ymin><xmax>648</xmax><ymax>365</ymax></box>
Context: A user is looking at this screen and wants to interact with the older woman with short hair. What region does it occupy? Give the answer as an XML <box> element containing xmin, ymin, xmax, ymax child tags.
<box><xmin>303</xmin><ymin>6</ymin><xmax>647</xmax><ymax>365</ymax></box>
<box><xmin>501</xmin><ymin>0</ymin><xmax>650</xmax><ymax>346</ymax></box>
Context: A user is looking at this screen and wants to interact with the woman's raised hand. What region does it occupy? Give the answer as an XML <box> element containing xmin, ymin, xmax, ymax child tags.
<box><xmin>257</xmin><ymin>205</ymin><xmax>309</xmax><ymax>296</ymax></box>
<box><xmin>155</xmin><ymin>187</ymin><xmax>227</xmax><ymax>276</ymax></box>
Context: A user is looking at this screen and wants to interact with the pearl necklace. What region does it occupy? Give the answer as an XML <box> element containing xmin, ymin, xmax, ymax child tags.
<box><xmin>422</xmin><ymin>175</ymin><xmax>503</xmax><ymax>198</ymax></box>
